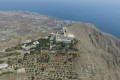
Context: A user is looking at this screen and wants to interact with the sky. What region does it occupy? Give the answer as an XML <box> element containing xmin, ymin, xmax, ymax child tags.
<box><xmin>1</xmin><ymin>0</ymin><xmax>120</xmax><ymax>5</ymax></box>
<box><xmin>1</xmin><ymin>0</ymin><xmax>120</xmax><ymax>3</ymax></box>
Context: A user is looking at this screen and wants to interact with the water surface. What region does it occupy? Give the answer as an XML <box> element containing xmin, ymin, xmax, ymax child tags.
<box><xmin>0</xmin><ymin>0</ymin><xmax>120</xmax><ymax>38</ymax></box>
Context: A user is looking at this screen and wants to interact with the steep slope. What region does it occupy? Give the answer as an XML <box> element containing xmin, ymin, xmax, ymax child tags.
<box><xmin>67</xmin><ymin>22</ymin><xmax>120</xmax><ymax>80</ymax></box>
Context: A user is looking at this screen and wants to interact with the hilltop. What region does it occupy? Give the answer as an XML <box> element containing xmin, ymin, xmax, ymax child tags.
<box><xmin>0</xmin><ymin>11</ymin><xmax>120</xmax><ymax>80</ymax></box>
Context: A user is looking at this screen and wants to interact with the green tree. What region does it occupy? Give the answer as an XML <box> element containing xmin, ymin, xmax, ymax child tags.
<box><xmin>7</xmin><ymin>60</ymin><xmax>11</xmax><ymax>65</ymax></box>
<box><xmin>14</xmin><ymin>67</ymin><xmax>18</xmax><ymax>70</ymax></box>
<box><xmin>18</xmin><ymin>58</ymin><xmax>23</xmax><ymax>63</ymax></box>
<box><xmin>32</xmin><ymin>76</ymin><xmax>35</xmax><ymax>80</ymax></box>
<box><xmin>0</xmin><ymin>60</ymin><xmax>4</xmax><ymax>64</ymax></box>
<box><xmin>41</xmin><ymin>67</ymin><xmax>45</xmax><ymax>72</ymax></box>
<box><xmin>69</xmin><ymin>43</ymin><xmax>74</xmax><ymax>50</ymax></box>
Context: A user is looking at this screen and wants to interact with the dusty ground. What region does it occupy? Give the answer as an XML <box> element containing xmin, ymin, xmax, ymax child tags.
<box><xmin>0</xmin><ymin>11</ymin><xmax>73</xmax><ymax>51</ymax></box>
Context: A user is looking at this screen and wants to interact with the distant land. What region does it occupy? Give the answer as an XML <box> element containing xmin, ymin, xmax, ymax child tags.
<box><xmin>0</xmin><ymin>11</ymin><xmax>73</xmax><ymax>50</ymax></box>
<box><xmin>0</xmin><ymin>0</ymin><xmax>120</xmax><ymax>38</ymax></box>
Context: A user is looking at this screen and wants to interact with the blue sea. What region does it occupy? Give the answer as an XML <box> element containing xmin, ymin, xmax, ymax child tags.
<box><xmin>0</xmin><ymin>0</ymin><xmax>120</xmax><ymax>38</ymax></box>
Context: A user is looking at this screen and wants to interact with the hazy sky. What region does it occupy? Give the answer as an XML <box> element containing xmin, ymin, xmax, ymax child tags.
<box><xmin>53</xmin><ymin>0</ymin><xmax>120</xmax><ymax>4</ymax></box>
<box><xmin>29</xmin><ymin>0</ymin><xmax>120</xmax><ymax>3</ymax></box>
<box><xmin>1</xmin><ymin>0</ymin><xmax>120</xmax><ymax>3</ymax></box>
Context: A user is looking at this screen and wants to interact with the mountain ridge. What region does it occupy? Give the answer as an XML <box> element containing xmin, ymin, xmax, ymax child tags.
<box><xmin>66</xmin><ymin>22</ymin><xmax>120</xmax><ymax>80</ymax></box>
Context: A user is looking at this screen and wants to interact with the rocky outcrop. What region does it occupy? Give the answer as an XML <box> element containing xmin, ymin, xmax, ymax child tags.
<box><xmin>67</xmin><ymin>22</ymin><xmax>120</xmax><ymax>80</ymax></box>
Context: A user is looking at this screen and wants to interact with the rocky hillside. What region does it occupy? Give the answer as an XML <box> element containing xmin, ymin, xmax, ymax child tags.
<box><xmin>0</xmin><ymin>11</ymin><xmax>120</xmax><ymax>80</ymax></box>
<box><xmin>67</xmin><ymin>22</ymin><xmax>120</xmax><ymax>80</ymax></box>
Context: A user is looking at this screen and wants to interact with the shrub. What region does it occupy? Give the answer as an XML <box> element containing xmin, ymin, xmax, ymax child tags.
<box><xmin>0</xmin><ymin>60</ymin><xmax>4</xmax><ymax>64</ymax></box>
<box><xmin>5</xmin><ymin>52</ymin><xmax>21</xmax><ymax>57</ymax></box>
<box><xmin>30</xmin><ymin>51</ymin><xmax>34</xmax><ymax>55</ymax></box>
<box><xmin>37</xmin><ymin>38</ymin><xmax>50</xmax><ymax>47</ymax></box>
<box><xmin>74</xmin><ymin>48</ymin><xmax>79</xmax><ymax>51</ymax></box>
<box><xmin>18</xmin><ymin>58</ymin><xmax>23</xmax><ymax>63</ymax></box>
<box><xmin>61</xmin><ymin>42</ymin><xmax>66</xmax><ymax>48</ymax></box>
<box><xmin>0</xmin><ymin>71</ymin><xmax>13</xmax><ymax>76</ymax></box>
<box><xmin>7</xmin><ymin>60</ymin><xmax>11</xmax><ymax>65</ymax></box>
<box><xmin>35</xmin><ymin>44</ymin><xmax>41</xmax><ymax>52</ymax></box>
<box><xmin>64</xmin><ymin>61</ymin><xmax>67</xmax><ymax>64</ymax></box>
<box><xmin>41</xmin><ymin>67</ymin><xmax>45</xmax><ymax>72</ymax></box>
<box><xmin>14</xmin><ymin>67</ymin><xmax>18</xmax><ymax>70</ymax></box>
<box><xmin>38</xmin><ymin>53</ymin><xmax>50</xmax><ymax>63</ymax></box>
<box><xmin>32</xmin><ymin>76</ymin><xmax>35</xmax><ymax>80</ymax></box>
<box><xmin>58</xmin><ymin>51</ymin><xmax>66</xmax><ymax>55</ymax></box>
<box><xmin>69</xmin><ymin>43</ymin><xmax>74</xmax><ymax>50</ymax></box>
<box><xmin>68</xmin><ymin>58</ymin><xmax>72</xmax><ymax>62</ymax></box>
<box><xmin>5</xmin><ymin>45</ymin><xmax>22</xmax><ymax>52</ymax></box>
<box><xmin>72</xmin><ymin>54</ymin><xmax>77</xmax><ymax>59</ymax></box>
<box><xmin>60</xmin><ymin>52</ymin><xmax>66</xmax><ymax>55</ymax></box>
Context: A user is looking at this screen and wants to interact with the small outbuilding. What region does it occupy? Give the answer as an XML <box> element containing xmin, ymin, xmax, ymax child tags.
<box><xmin>0</xmin><ymin>63</ymin><xmax>8</xmax><ymax>69</ymax></box>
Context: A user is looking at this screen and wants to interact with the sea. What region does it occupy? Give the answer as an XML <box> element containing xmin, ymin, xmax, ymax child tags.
<box><xmin>0</xmin><ymin>0</ymin><xmax>120</xmax><ymax>38</ymax></box>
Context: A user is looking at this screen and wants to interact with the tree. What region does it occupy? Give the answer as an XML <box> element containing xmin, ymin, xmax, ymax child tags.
<box><xmin>0</xmin><ymin>60</ymin><xmax>4</xmax><ymax>64</ymax></box>
<box><xmin>41</xmin><ymin>67</ymin><xmax>45</xmax><ymax>72</ymax></box>
<box><xmin>14</xmin><ymin>67</ymin><xmax>18</xmax><ymax>70</ymax></box>
<box><xmin>18</xmin><ymin>58</ymin><xmax>23</xmax><ymax>63</ymax></box>
<box><xmin>32</xmin><ymin>76</ymin><xmax>35</xmax><ymax>80</ymax></box>
<box><xmin>69</xmin><ymin>43</ymin><xmax>74</xmax><ymax>50</ymax></box>
<box><xmin>7</xmin><ymin>60</ymin><xmax>11</xmax><ymax>65</ymax></box>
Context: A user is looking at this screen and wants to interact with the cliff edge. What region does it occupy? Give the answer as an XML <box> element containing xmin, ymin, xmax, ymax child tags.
<box><xmin>67</xmin><ymin>22</ymin><xmax>120</xmax><ymax>80</ymax></box>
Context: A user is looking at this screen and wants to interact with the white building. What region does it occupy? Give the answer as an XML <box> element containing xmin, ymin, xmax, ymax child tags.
<box><xmin>25</xmin><ymin>40</ymin><xmax>32</xmax><ymax>43</ymax></box>
<box><xmin>33</xmin><ymin>41</ymin><xmax>39</xmax><ymax>45</ymax></box>
<box><xmin>55</xmin><ymin>35</ymin><xmax>73</xmax><ymax>43</ymax></box>
<box><xmin>0</xmin><ymin>63</ymin><xmax>8</xmax><ymax>69</ymax></box>
<box><xmin>49</xmin><ymin>27</ymin><xmax>74</xmax><ymax>43</ymax></box>
<box><xmin>17</xmin><ymin>68</ymin><xmax>25</xmax><ymax>73</ymax></box>
<box><xmin>66</xmin><ymin>33</ymin><xmax>74</xmax><ymax>38</ymax></box>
